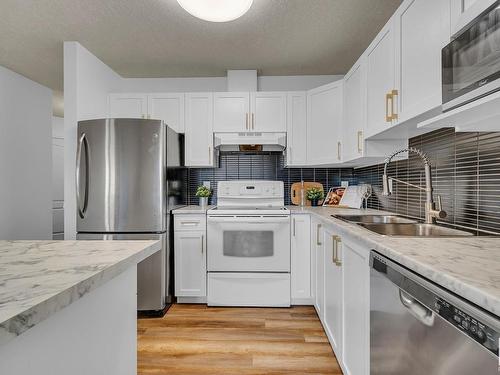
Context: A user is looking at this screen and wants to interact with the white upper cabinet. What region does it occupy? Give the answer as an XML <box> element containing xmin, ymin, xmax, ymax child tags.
<box><xmin>213</xmin><ymin>92</ymin><xmax>250</xmax><ymax>132</ymax></box>
<box><xmin>250</xmin><ymin>92</ymin><xmax>287</xmax><ymax>132</ymax></box>
<box><xmin>343</xmin><ymin>56</ymin><xmax>367</xmax><ymax>162</ymax></box>
<box><xmin>365</xmin><ymin>20</ymin><xmax>397</xmax><ymax>138</ymax></box>
<box><xmin>148</xmin><ymin>93</ymin><xmax>185</xmax><ymax>133</ymax></box>
<box><xmin>307</xmin><ymin>81</ymin><xmax>344</xmax><ymax>165</ymax></box>
<box><xmin>394</xmin><ymin>0</ymin><xmax>450</xmax><ymax>123</ymax></box>
<box><xmin>286</xmin><ymin>92</ymin><xmax>307</xmax><ymax>166</ymax></box>
<box><xmin>108</xmin><ymin>93</ymin><xmax>148</xmax><ymax>119</ymax></box>
<box><xmin>185</xmin><ymin>93</ymin><xmax>215</xmax><ymax>167</ymax></box>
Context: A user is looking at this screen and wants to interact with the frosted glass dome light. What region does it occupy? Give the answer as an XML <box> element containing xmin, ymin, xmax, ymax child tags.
<box><xmin>176</xmin><ymin>0</ymin><xmax>254</xmax><ymax>22</ymax></box>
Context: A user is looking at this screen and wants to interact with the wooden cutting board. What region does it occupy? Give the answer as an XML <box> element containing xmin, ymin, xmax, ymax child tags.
<box><xmin>290</xmin><ymin>182</ymin><xmax>324</xmax><ymax>205</ymax></box>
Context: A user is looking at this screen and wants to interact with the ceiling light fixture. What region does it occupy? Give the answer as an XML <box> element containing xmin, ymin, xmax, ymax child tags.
<box><xmin>176</xmin><ymin>0</ymin><xmax>253</xmax><ymax>22</ymax></box>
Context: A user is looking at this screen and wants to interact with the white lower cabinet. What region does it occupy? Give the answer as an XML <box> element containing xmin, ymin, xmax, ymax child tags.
<box><xmin>291</xmin><ymin>214</ymin><xmax>312</xmax><ymax>303</ymax></box>
<box><xmin>342</xmin><ymin>240</ymin><xmax>370</xmax><ymax>375</ymax></box>
<box><xmin>306</xmin><ymin>215</ymin><xmax>370</xmax><ymax>375</ymax></box>
<box><xmin>174</xmin><ymin>214</ymin><xmax>207</xmax><ymax>298</ymax></box>
<box><xmin>323</xmin><ymin>226</ymin><xmax>343</xmax><ymax>360</ymax></box>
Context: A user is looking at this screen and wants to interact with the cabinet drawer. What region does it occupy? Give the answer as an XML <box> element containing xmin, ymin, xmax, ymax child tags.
<box><xmin>174</xmin><ymin>215</ymin><xmax>206</xmax><ymax>231</ymax></box>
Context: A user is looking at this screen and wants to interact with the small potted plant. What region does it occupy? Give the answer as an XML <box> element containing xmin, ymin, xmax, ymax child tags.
<box><xmin>306</xmin><ymin>187</ymin><xmax>324</xmax><ymax>207</ymax></box>
<box><xmin>195</xmin><ymin>185</ymin><xmax>211</xmax><ymax>207</ymax></box>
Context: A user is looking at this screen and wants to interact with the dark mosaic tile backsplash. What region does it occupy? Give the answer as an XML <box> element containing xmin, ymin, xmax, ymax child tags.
<box><xmin>179</xmin><ymin>128</ymin><xmax>500</xmax><ymax>234</ymax></box>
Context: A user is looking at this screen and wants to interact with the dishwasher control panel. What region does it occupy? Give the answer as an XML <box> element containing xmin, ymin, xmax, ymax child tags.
<box><xmin>435</xmin><ymin>298</ymin><xmax>499</xmax><ymax>355</ymax></box>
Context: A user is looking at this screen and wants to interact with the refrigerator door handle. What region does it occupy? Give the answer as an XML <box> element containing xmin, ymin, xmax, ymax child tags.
<box><xmin>76</xmin><ymin>132</ymin><xmax>90</xmax><ymax>218</ymax></box>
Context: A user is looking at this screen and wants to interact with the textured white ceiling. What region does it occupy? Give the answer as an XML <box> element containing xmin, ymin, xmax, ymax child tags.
<box><xmin>0</xmin><ymin>0</ymin><xmax>400</xmax><ymax>100</ymax></box>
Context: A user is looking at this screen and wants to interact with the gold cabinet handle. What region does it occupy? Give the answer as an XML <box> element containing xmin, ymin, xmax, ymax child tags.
<box><xmin>385</xmin><ymin>92</ymin><xmax>393</xmax><ymax>122</ymax></box>
<box><xmin>293</xmin><ymin>218</ymin><xmax>296</xmax><ymax>237</ymax></box>
<box><xmin>246</xmin><ymin>113</ymin><xmax>249</xmax><ymax>130</ymax></box>
<box><xmin>391</xmin><ymin>89</ymin><xmax>399</xmax><ymax>121</ymax></box>
<box><xmin>316</xmin><ymin>224</ymin><xmax>322</xmax><ymax>246</ymax></box>
<box><xmin>337</xmin><ymin>141</ymin><xmax>342</xmax><ymax>161</ymax></box>
<box><xmin>251</xmin><ymin>113</ymin><xmax>255</xmax><ymax>130</ymax></box>
<box><xmin>333</xmin><ymin>235</ymin><xmax>342</xmax><ymax>266</ymax></box>
<box><xmin>201</xmin><ymin>234</ymin><xmax>204</xmax><ymax>254</ymax></box>
<box><xmin>357</xmin><ymin>130</ymin><xmax>363</xmax><ymax>154</ymax></box>
<box><xmin>208</xmin><ymin>146</ymin><xmax>211</xmax><ymax>165</ymax></box>
<box><xmin>332</xmin><ymin>235</ymin><xmax>337</xmax><ymax>264</ymax></box>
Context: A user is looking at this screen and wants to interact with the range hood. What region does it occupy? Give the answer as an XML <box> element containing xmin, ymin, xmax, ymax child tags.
<box><xmin>214</xmin><ymin>132</ymin><xmax>286</xmax><ymax>152</ymax></box>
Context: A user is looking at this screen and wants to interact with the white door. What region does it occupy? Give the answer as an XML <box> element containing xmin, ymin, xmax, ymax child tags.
<box><xmin>323</xmin><ymin>228</ymin><xmax>343</xmax><ymax>359</ymax></box>
<box><xmin>250</xmin><ymin>92</ymin><xmax>287</xmax><ymax>132</ymax></box>
<box><xmin>314</xmin><ymin>222</ymin><xmax>325</xmax><ymax>320</ymax></box>
<box><xmin>343</xmin><ymin>241</ymin><xmax>370</xmax><ymax>375</ymax></box>
<box><xmin>108</xmin><ymin>93</ymin><xmax>148</xmax><ymax>118</ymax></box>
<box><xmin>286</xmin><ymin>92</ymin><xmax>307</xmax><ymax>166</ymax></box>
<box><xmin>343</xmin><ymin>57</ymin><xmax>366</xmax><ymax>162</ymax></box>
<box><xmin>310</xmin><ymin>218</ymin><xmax>323</xmax><ymax>303</ymax></box>
<box><xmin>307</xmin><ymin>81</ymin><xmax>344</xmax><ymax>165</ymax></box>
<box><xmin>185</xmin><ymin>93</ymin><xmax>214</xmax><ymax>167</ymax></box>
<box><xmin>174</xmin><ymin>231</ymin><xmax>206</xmax><ymax>297</ymax></box>
<box><xmin>394</xmin><ymin>0</ymin><xmax>450</xmax><ymax>123</ymax></box>
<box><xmin>291</xmin><ymin>214</ymin><xmax>311</xmax><ymax>301</ymax></box>
<box><xmin>213</xmin><ymin>92</ymin><xmax>250</xmax><ymax>132</ymax></box>
<box><xmin>365</xmin><ymin>20</ymin><xmax>397</xmax><ymax>137</ymax></box>
<box><xmin>148</xmin><ymin>93</ymin><xmax>185</xmax><ymax>133</ymax></box>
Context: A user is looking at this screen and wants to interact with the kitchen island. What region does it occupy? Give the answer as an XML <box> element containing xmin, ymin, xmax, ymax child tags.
<box><xmin>0</xmin><ymin>240</ymin><xmax>160</xmax><ymax>375</ymax></box>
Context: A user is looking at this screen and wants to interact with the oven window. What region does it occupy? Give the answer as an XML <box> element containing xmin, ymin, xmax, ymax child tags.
<box><xmin>223</xmin><ymin>231</ymin><xmax>274</xmax><ymax>257</ymax></box>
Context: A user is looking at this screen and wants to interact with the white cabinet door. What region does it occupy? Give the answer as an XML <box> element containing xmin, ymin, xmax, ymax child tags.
<box><xmin>342</xmin><ymin>240</ymin><xmax>370</xmax><ymax>375</ymax></box>
<box><xmin>213</xmin><ymin>92</ymin><xmax>250</xmax><ymax>132</ymax></box>
<box><xmin>185</xmin><ymin>93</ymin><xmax>214</xmax><ymax>167</ymax></box>
<box><xmin>314</xmin><ymin>221</ymin><xmax>325</xmax><ymax>320</ymax></box>
<box><xmin>343</xmin><ymin>57</ymin><xmax>366</xmax><ymax>162</ymax></box>
<box><xmin>250</xmin><ymin>92</ymin><xmax>287</xmax><ymax>132</ymax></box>
<box><xmin>310</xmin><ymin>218</ymin><xmax>323</xmax><ymax>303</ymax></box>
<box><xmin>286</xmin><ymin>92</ymin><xmax>307</xmax><ymax>166</ymax></box>
<box><xmin>365</xmin><ymin>20</ymin><xmax>397</xmax><ymax>137</ymax></box>
<box><xmin>307</xmin><ymin>81</ymin><xmax>344</xmax><ymax>165</ymax></box>
<box><xmin>148</xmin><ymin>93</ymin><xmax>185</xmax><ymax>133</ymax></box>
<box><xmin>108</xmin><ymin>93</ymin><xmax>148</xmax><ymax>118</ymax></box>
<box><xmin>174</xmin><ymin>231</ymin><xmax>206</xmax><ymax>297</ymax></box>
<box><xmin>291</xmin><ymin>214</ymin><xmax>311</xmax><ymax>301</ymax></box>
<box><xmin>323</xmin><ymin>227</ymin><xmax>343</xmax><ymax>359</ymax></box>
<box><xmin>394</xmin><ymin>0</ymin><xmax>450</xmax><ymax>123</ymax></box>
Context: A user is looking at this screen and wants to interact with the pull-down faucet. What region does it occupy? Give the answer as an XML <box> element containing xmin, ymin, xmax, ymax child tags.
<box><xmin>382</xmin><ymin>147</ymin><xmax>447</xmax><ymax>224</ymax></box>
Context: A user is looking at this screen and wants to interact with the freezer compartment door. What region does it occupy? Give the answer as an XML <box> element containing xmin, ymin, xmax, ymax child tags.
<box><xmin>76</xmin><ymin>119</ymin><xmax>166</xmax><ymax>232</ymax></box>
<box><xmin>76</xmin><ymin>232</ymin><xmax>171</xmax><ymax>312</ymax></box>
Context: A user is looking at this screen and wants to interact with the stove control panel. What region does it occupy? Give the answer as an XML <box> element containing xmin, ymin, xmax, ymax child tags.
<box><xmin>217</xmin><ymin>181</ymin><xmax>284</xmax><ymax>199</ymax></box>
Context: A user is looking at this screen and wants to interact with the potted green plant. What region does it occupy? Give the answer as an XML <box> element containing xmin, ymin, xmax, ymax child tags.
<box><xmin>306</xmin><ymin>187</ymin><xmax>324</xmax><ymax>207</ymax></box>
<box><xmin>195</xmin><ymin>185</ymin><xmax>211</xmax><ymax>207</ymax></box>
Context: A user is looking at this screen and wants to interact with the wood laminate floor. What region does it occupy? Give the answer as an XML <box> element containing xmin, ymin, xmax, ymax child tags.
<box><xmin>138</xmin><ymin>304</ymin><xmax>342</xmax><ymax>374</ymax></box>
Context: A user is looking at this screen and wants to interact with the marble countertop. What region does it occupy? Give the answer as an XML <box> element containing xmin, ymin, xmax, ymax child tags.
<box><xmin>287</xmin><ymin>205</ymin><xmax>500</xmax><ymax>318</ymax></box>
<box><xmin>0</xmin><ymin>240</ymin><xmax>160</xmax><ymax>347</ymax></box>
<box><xmin>172</xmin><ymin>205</ymin><xmax>215</xmax><ymax>214</ymax></box>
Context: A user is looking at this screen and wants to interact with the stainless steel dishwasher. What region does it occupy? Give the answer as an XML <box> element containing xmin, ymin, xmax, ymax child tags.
<box><xmin>370</xmin><ymin>250</ymin><xmax>500</xmax><ymax>375</ymax></box>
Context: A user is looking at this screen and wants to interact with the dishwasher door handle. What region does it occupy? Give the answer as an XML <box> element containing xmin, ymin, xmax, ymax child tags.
<box><xmin>399</xmin><ymin>289</ymin><xmax>435</xmax><ymax>327</ymax></box>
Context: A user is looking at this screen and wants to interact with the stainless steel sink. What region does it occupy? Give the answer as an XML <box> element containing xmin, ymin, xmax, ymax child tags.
<box><xmin>332</xmin><ymin>214</ymin><xmax>418</xmax><ymax>224</ymax></box>
<box><xmin>357</xmin><ymin>223</ymin><xmax>473</xmax><ymax>237</ymax></box>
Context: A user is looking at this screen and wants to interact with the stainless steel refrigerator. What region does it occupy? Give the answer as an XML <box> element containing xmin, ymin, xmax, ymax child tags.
<box><xmin>76</xmin><ymin>118</ymin><xmax>184</xmax><ymax>314</ymax></box>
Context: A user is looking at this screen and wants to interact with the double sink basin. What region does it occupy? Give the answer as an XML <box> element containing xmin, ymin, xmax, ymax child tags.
<box><xmin>332</xmin><ymin>214</ymin><xmax>474</xmax><ymax>237</ymax></box>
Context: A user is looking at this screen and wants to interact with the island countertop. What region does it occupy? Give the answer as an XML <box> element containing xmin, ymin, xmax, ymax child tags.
<box><xmin>0</xmin><ymin>240</ymin><xmax>161</xmax><ymax>347</ymax></box>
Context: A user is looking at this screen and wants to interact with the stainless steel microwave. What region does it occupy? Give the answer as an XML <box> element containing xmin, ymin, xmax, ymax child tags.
<box><xmin>442</xmin><ymin>1</ymin><xmax>500</xmax><ymax>111</ymax></box>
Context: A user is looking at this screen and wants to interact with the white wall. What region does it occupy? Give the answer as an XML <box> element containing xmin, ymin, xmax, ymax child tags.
<box><xmin>0</xmin><ymin>65</ymin><xmax>52</xmax><ymax>240</ymax></box>
<box><xmin>64</xmin><ymin>42</ymin><xmax>122</xmax><ymax>239</ymax></box>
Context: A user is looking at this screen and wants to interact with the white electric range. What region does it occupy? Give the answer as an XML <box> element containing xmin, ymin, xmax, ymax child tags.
<box><xmin>206</xmin><ymin>180</ymin><xmax>291</xmax><ymax>307</ymax></box>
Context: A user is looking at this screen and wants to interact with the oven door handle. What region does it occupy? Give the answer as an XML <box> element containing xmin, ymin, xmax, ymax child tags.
<box><xmin>207</xmin><ymin>216</ymin><xmax>290</xmax><ymax>223</ymax></box>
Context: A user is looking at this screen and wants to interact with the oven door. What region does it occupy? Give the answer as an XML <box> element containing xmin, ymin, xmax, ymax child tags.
<box><xmin>207</xmin><ymin>215</ymin><xmax>291</xmax><ymax>272</ymax></box>
<box><xmin>442</xmin><ymin>1</ymin><xmax>500</xmax><ymax>111</ymax></box>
